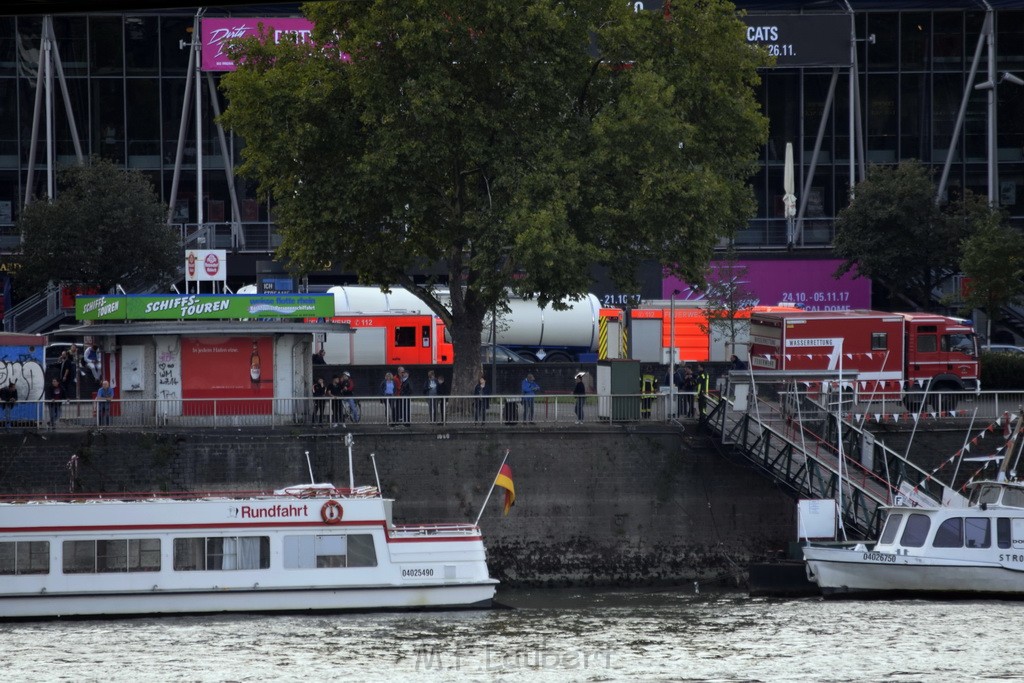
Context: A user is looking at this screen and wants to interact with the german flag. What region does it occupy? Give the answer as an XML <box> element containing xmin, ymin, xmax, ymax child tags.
<box><xmin>495</xmin><ymin>463</ymin><xmax>515</xmax><ymax>516</ymax></box>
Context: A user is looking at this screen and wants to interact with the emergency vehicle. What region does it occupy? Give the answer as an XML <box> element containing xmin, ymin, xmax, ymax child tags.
<box><xmin>748</xmin><ymin>309</ymin><xmax>980</xmax><ymax>407</ymax></box>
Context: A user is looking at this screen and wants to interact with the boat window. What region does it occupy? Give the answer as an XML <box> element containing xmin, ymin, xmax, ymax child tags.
<box><xmin>173</xmin><ymin>536</ymin><xmax>270</xmax><ymax>571</ymax></box>
<box><xmin>0</xmin><ymin>541</ymin><xmax>49</xmax><ymax>575</ymax></box>
<box><xmin>965</xmin><ymin>518</ymin><xmax>991</xmax><ymax>548</ymax></box>
<box><xmin>62</xmin><ymin>539</ymin><xmax>161</xmax><ymax>573</ymax></box>
<box><xmin>932</xmin><ymin>518</ymin><xmax>963</xmax><ymax>548</ymax></box>
<box><xmin>878</xmin><ymin>514</ymin><xmax>904</xmax><ymax>545</ymax></box>
<box><xmin>1013</xmin><ymin>519</ymin><xmax>1024</xmax><ymax>549</ymax></box>
<box><xmin>1002</xmin><ymin>488</ymin><xmax>1024</xmax><ymax>508</ymax></box>
<box><xmin>977</xmin><ymin>485</ymin><xmax>1003</xmax><ymax>505</ymax></box>
<box><xmin>998</xmin><ymin>518</ymin><xmax>1011</xmax><ymax>549</ymax></box>
<box><xmin>900</xmin><ymin>513</ymin><xmax>931</xmax><ymax>547</ymax></box>
<box><xmin>282</xmin><ymin>533</ymin><xmax>378</xmax><ymax>569</ymax></box>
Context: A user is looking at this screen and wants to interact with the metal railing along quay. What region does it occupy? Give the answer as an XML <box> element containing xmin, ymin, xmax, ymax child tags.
<box><xmin>14</xmin><ymin>391</ymin><xmax>689</xmax><ymax>431</ymax></box>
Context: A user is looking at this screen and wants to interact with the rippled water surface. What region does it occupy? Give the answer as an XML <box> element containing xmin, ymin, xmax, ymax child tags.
<box><xmin>2</xmin><ymin>588</ymin><xmax>1019</xmax><ymax>681</ymax></box>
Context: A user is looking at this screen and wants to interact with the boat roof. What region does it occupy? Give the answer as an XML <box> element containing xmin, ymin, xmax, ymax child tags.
<box><xmin>0</xmin><ymin>484</ymin><xmax>382</xmax><ymax>505</ymax></box>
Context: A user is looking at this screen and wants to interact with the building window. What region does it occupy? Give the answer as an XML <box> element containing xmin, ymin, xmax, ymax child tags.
<box><xmin>0</xmin><ymin>540</ymin><xmax>50</xmax><ymax>575</ymax></box>
<box><xmin>173</xmin><ymin>536</ymin><xmax>269</xmax><ymax>571</ymax></box>
<box><xmin>62</xmin><ymin>538</ymin><xmax>160</xmax><ymax>573</ymax></box>
<box><xmin>283</xmin><ymin>534</ymin><xmax>378</xmax><ymax>569</ymax></box>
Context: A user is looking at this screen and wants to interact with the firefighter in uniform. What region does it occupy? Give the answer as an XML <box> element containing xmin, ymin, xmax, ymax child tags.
<box><xmin>640</xmin><ymin>368</ymin><xmax>657</xmax><ymax>419</ymax></box>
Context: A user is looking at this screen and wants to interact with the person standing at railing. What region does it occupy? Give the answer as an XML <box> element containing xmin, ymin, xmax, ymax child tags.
<box><xmin>327</xmin><ymin>375</ymin><xmax>344</xmax><ymax>426</ymax></box>
<box><xmin>473</xmin><ymin>376</ymin><xmax>491</xmax><ymax>424</ymax></box>
<box><xmin>681</xmin><ymin>366</ymin><xmax>696</xmax><ymax>418</ymax></box>
<box><xmin>381</xmin><ymin>372</ymin><xmax>399</xmax><ymax>425</ymax></box>
<box><xmin>424</xmin><ymin>370</ymin><xmax>440</xmax><ymax>423</ymax></box>
<box><xmin>96</xmin><ymin>380</ymin><xmax>114</xmax><ymax>427</ymax></box>
<box><xmin>521</xmin><ymin>373</ymin><xmax>540</xmax><ymax>424</ymax></box>
<box><xmin>573</xmin><ymin>372</ymin><xmax>586</xmax><ymax>424</ymax></box>
<box><xmin>46</xmin><ymin>378</ymin><xmax>64</xmax><ymax>428</ymax></box>
<box><xmin>435</xmin><ymin>373</ymin><xmax>449</xmax><ymax>424</ymax></box>
<box><xmin>399</xmin><ymin>370</ymin><xmax>412</xmax><ymax>425</ymax></box>
<box><xmin>340</xmin><ymin>371</ymin><xmax>360</xmax><ymax>423</ymax></box>
<box><xmin>311</xmin><ymin>378</ymin><xmax>327</xmax><ymax>425</ymax></box>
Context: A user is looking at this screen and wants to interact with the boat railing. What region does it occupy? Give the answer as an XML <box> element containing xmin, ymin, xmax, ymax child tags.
<box><xmin>389</xmin><ymin>523</ymin><xmax>482</xmax><ymax>537</ymax></box>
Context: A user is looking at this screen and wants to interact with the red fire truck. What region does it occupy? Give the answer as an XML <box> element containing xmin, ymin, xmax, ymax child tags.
<box><xmin>748</xmin><ymin>310</ymin><xmax>980</xmax><ymax>407</ymax></box>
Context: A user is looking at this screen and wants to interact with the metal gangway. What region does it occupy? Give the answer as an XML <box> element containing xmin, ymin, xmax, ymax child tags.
<box><xmin>702</xmin><ymin>371</ymin><xmax>968</xmax><ymax>539</ymax></box>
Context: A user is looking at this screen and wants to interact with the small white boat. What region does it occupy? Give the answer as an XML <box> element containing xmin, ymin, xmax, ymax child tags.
<box><xmin>0</xmin><ymin>449</ymin><xmax>498</xmax><ymax>619</ymax></box>
<box><xmin>804</xmin><ymin>479</ymin><xmax>1024</xmax><ymax>598</ymax></box>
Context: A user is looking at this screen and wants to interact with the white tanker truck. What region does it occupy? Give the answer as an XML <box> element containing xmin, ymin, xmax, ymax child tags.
<box><xmin>319</xmin><ymin>286</ymin><xmax>620</xmax><ymax>364</ymax></box>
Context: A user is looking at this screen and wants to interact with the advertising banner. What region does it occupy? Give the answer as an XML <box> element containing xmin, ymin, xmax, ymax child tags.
<box><xmin>662</xmin><ymin>259</ymin><xmax>870</xmax><ymax>312</ymax></box>
<box><xmin>76</xmin><ymin>294</ymin><xmax>334</xmax><ymax>321</ymax></box>
<box><xmin>740</xmin><ymin>14</ymin><xmax>852</xmax><ymax>67</ymax></box>
<box><xmin>201</xmin><ymin>17</ymin><xmax>315</xmax><ymax>71</ymax></box>
<box><xmin>185</xmin><ymin>249</ymin><xmax>227</xmax><ymax>282</ymax></box>
<box><xmin>181</xmin><ymin>337</ymin><xmax>274</xmax><ymax>415</ymax></box>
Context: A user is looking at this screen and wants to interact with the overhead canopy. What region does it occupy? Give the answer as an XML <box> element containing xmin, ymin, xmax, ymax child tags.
<box><xmin>48</xmin><ymin>320</ymin><xmax>351</xmax><ymax>338</ymax></box>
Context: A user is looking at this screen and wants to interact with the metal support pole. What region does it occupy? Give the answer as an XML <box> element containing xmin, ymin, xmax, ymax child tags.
<box><xmin>205</xmin><ymin>72</ymin><xmax>246</xmax><ymax>249</ymax></box>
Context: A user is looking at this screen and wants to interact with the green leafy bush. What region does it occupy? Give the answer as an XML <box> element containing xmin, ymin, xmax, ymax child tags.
<box><xmin>979</xmin><ymin>351</ymin><xmax>1024</xmax><ymax>390</ymax></box>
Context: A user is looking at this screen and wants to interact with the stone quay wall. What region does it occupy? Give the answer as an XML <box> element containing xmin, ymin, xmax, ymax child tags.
<box><xmin>0</xmin><ymin>425</ymin><xmax>796</xmax><ymax>587</ymax></box>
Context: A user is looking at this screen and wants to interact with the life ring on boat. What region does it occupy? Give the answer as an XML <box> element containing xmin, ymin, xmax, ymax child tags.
<box><xmin>320</xmin><ymin>499</ymin><xmax>344</xmax><ymax>525</ymax></box>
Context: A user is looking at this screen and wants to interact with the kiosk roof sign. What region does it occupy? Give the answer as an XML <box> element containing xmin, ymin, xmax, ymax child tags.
<box><xmin>741</xmin><ymin>14</ymin><xmax>852</xmax><ymax>67</ymax></box>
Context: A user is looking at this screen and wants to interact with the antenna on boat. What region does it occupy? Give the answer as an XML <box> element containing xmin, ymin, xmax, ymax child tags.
<box><xmin>304</xmin><ymin>450</ymin><xmax>315</xmax><ymax>485</ymax></box>
<box><xmin>370</xmin><ymin>452</ymin><xmax>382</xmax><ymax>493</ymax></box>
<box><xmin>345</xmin><ymin>433</ymin><xmax>355</xmax><ymax>490</ymax></box>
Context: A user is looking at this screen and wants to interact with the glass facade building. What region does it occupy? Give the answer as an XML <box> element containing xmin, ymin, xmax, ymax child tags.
<box><xmin>0</xmin><ymin>3</ymin><xmax>1022</xmax><ymax>268</ymax></box>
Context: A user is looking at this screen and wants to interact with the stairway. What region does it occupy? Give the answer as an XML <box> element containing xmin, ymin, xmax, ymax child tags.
<box><xmin>703</xmin><ymin>380</ymin><xmax>966</xmax><ymax>539</ymax></box>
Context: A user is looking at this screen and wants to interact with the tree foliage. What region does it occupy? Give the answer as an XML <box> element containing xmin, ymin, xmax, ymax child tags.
<box><xmin>833</xmin><ymin>160</ymin><xmax>991</xmax><ymax>310</ymax></box>
<box><xmin>959</xmin><ymin>217</ymin><xmax>1024</xmax><ymax>341</ymax></box>
<box><xmin>220</xmin><ymin>0</ymin><xmax>769</xmax><ymax>390</ymax></box>
<box><xmin>17</xmin><ymin>158</ymin><xmax>179</xmax><ymax>293</ymax></box>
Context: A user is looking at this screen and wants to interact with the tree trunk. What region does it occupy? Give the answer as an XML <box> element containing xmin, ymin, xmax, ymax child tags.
<box><xmin>449</xmin><ymin>316</ymin><xmax>485</xmax><ymax>396</ymax></box>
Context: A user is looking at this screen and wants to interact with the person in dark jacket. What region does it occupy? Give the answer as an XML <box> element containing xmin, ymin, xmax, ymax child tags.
<box><xmin>435</xmin><ymin>374</ymin><xmax>450</xmax><ymax>424</ymax></box>
<box><xmin>311</xmin><ymin>378</ymin><xmax>327</xmax><ymax>425</ymax></box>
<box><xmin>473</xmin><ymin>376</ymin><xmax>491</xmax><ymax>423</ymax></box>
<box><xmin>0</xmin><ymin>381</ymin><xmax>17</xmax><ymax>429</ymax></box>
<box><xmin>573</xmin><ymin>372</ymin><xmax>586</xmax><ymax>423</ymax></box>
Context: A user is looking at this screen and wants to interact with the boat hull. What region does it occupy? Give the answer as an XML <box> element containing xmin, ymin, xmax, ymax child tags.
<box><xmin>804</xmin><ymin>546</ymin><xmax>1024</xmax><ymax>598</ymax></box>
<box><xmin>0</xmin><ymin>582</ymin><xmax>497</xmax><ymax>619</ymax></box>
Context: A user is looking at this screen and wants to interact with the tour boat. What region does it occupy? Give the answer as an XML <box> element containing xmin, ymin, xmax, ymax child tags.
<box><xmin>803</xmin><ymin>479</ymin><xmax>1024</xmax><ymax>598</ymax></box>
<box><xmin>0</xmin><ymin>451</ymin><xmax>498</xmax><ymax>619</ymax></box>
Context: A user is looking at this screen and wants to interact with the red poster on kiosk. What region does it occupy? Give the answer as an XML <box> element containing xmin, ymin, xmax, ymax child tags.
<box><xmin>182</xmin><ymin>337</ymin><xmax>274</xmax><ymax>415</ymax></box>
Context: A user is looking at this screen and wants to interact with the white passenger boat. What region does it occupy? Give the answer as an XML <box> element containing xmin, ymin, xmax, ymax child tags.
<box><xmin>804</xmin><ymin>479</ymin><xmax>1024</xmax><ymax>598</ymax></box>
<box><xmin>0</xmin><ymin>453</ymin><xmax>498</xmax><ymax>619</ymax></box>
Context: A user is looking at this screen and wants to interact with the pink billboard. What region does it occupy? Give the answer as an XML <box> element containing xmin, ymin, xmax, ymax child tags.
<box><xmin>662</xmin><ymin>259</ymin><xmax>871</xmax><ymax>312</ymax></box>
<box><xmin>201</xmin><ymin>17</ymin><xmax>315</xmax><ymax>71</ymax></box>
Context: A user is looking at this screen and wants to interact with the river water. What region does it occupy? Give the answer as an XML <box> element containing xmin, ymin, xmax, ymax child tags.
<box><xmin>1</xmin><ymin>587</ymin><xmax>1015</xmax><ymax>681</ymax></box>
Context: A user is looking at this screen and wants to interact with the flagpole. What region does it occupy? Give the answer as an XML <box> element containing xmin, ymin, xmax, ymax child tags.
<box><xmin>474</xmin><ymin>449</ymin><xmax>510</xmax><ymax>527</ymax></box>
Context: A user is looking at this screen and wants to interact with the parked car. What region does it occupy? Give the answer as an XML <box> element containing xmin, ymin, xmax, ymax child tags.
<box><xmin>481</xmin><ymin>345</ymin><xmax>535</xmax><ymax>363</ymax></box>
<box><xmin>982</xmin><ymin>344</ymin><xmax>1024</xmax><ymax>355</ymax></box>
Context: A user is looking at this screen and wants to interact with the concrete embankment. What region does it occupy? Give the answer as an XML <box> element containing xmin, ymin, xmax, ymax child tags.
<box><xmin>0</xmin><ymin>424</ymin><xmax>795</xmax><ymax>586</ymax></box>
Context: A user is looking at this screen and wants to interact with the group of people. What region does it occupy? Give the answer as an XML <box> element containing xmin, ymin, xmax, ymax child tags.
<box><xmin>312</xmin><ymin>372</ymin><xmax>361</xmax><ymax>426</ymax></box>
<box><xmin>310</xmin><ymin>368</ymin><xmax>591</xmax><ymax>426</ymax></box>
<box><xmin>662</xmin><ymin>363</ymin><xmax>710</xmax><ymax>419</ymax></box>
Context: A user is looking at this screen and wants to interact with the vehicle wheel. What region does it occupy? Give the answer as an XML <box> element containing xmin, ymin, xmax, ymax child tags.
<box><xmin>543</xmin><ymin>351</ymin><xmax>572</xmax><ymax>363</ymax></box>
<box><xmin>517</xmin><ymin>351</ymin><xmax>539</xmax><ymax>362</ymax></box>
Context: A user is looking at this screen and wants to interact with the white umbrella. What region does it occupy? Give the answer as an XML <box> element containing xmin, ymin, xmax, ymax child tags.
<box><xmin>783</xmin><ymin>142</ymin><xmax>797</xmax><ymax>245</ymax></box>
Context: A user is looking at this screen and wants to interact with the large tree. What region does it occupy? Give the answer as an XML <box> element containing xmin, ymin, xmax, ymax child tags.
<box><xmin>833</xmin><ymin>160</ymin><xmax>991</xmax><ymax>310</ymax></box>
<box><xmin>220</xmin><ymin>1</ymin><xmax>769</xmax><ymax>391</ymax></box>
<box><xmin>959</xmin><ymin>217</ymin><xmax>1024</xmax><ymax>342</ymax></box>
<box><xmin>17</xmin><ymin>158</ymin><xmax>179</xmax><ymax>293</ymax></box>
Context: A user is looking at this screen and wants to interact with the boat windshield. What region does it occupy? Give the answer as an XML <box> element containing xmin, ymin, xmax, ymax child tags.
<box><xmin>1002</xmin><ymin>487</ymin><xmax>1024</xmax><ymax>508</ymax></box>
<box><xmin>974</xmin><ymin>485</ymin><xmax>1003</xmax><ymax>506</ymax></box>
<box><xmin>878</xmin><ymin>513</ymin><xmax>903</xmax><ymax>545</ymax></box>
